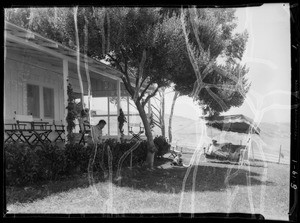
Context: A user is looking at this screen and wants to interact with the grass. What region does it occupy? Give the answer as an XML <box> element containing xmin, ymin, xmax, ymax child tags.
<box><xmin>6</xmin><ymin>151</ymin><xmax>289</xmax><ymax>220</ymax></box>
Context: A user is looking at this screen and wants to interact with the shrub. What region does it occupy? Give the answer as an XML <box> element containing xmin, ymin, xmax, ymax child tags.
<box><xmin>154</xmin><ymin>136</ymin><xmax>170</xmax><ymax>158</ymax></box>
<box><xmin>64</xmin><ymin>143</ymin><xmax>92</xmax><ymax>174</ymax></box>
<box><xmin>5</xmin><ymin>143</ymin><xmax>67</xmax><ymax>185</ymax></box>
<box><xmin>5</xmin><ymin>139</ymin><xmax>148</xmax><ymax>186</ymax></box>
<box><xmin>100</xmin><ymin>139</ymin><xmax>148</xmax><ymax>171</ymax></box>
<box><xmin>5</xmin><ymin>143</ymin><xmax>40</xmax><ymax>185</ymax></box>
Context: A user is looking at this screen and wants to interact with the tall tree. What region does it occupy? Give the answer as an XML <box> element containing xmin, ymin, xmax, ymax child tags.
<box><xmin>155</xmin><ymin>8</ymin><xmax>250</xmax><ymax>141</ymax></box>
<box><xmin>87</xmin><ymin>7</ymin><xmax>175</xmax><ymax>168</ymax></box>
<box><xmin>170</xmin><ymin>8</ymin><xmax>250</xmax><ymax>116</ymax></box>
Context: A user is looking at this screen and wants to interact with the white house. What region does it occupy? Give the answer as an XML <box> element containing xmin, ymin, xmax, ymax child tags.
<box><xmin>4</xmin><ymin>21</ymin><xmax>153</xmax><ymax>141</ymax></box>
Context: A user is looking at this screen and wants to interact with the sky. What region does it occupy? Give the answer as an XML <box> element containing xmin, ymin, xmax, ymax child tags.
<box><xmin>162</xmin><ymin>3</ymin><xmax>291</xmax><ymax>123</ymax></box>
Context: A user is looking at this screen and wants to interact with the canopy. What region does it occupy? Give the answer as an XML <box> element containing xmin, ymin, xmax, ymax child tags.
<box><xmin>203</xmin><ymin>114</ymin><xmax>260</xmax><ymax>135</ymax></box>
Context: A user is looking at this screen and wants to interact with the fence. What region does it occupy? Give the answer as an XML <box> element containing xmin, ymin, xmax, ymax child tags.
<box><xmin>249</xmin><ymin>145</ymin><xmax>289</xmax><ymax>165</ymax></box>
<box><xmin>170</xmin><ymin>141</ymin><xmax>290</xmax><ymax>165</ymax></box>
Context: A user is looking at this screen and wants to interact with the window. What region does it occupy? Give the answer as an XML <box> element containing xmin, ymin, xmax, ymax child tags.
<box><xmin>27</xmin><ymin>84</ymin><xmax>40</xmax><ymax>118</ymax></box>
<box><xmin>43</xmin><ymin>87</ymin><xmax>54</xmax><ymax>119</ymax></box>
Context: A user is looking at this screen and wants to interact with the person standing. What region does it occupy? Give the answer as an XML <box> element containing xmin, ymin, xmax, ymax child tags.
<box><xmin>118</xmin><ymin>108</ymin><xmax>127</xmax><ymax>135</ymax></box>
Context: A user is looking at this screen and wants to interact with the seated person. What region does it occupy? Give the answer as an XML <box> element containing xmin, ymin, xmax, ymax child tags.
<box><xmin>206</xmin><ymin>139</ymin><xmax>219</xmax><ymax>154</ymax></box>
<box><xmin>206</xmin><ymin>139</ymin><xmax>229</xmax><ymax>158</ymax></box>
<box><xmin>171</xmin><ymin>153</ymin><xmax>183</xmax><ymax>166</ymax></box>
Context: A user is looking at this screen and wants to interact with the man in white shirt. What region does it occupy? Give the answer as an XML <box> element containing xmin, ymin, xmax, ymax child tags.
<box><xmin>207</xmin><ymin>139</ymin><xmax>219</xmax><ymax>154</ymax></box>
<box><xmin>90</xmin><ymin>120</ymin><xmax>106</xmax><ymax>145</ymax></box>
<box><xmin>206</xmin><ymin>139</ymin><xmax>229</xmax><ymax>159</ymax></box>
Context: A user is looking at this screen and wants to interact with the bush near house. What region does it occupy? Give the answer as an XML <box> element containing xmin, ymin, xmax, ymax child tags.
<box><xmin>5</xmin><ymin>140</ymin><xmax>148</xmax><ymax>186</ymax></box>
<box><xmin>154</xmin><ymin>136</ymin><xmax>171</xmax><ymax>158</ymax></box>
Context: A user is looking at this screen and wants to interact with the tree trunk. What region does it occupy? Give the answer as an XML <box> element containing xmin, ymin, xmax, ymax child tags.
<box><xmin>168</xmin><ymin>91</ymin><xmax>179</xmax><ymax>143</ymax></box>
<box><xmin>135</xmin><ymin>100</ymin><xmax>157</xmax><ymax>169</ymax></box>
<box><xmin>160</xmin><ymin>88</ymin><xmax>166</xmax><ymax>137</ymax></box>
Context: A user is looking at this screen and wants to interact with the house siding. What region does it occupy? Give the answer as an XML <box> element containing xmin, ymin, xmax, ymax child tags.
<box><xmin>4</xmin><ymin>49</ymin><xmax>64</xmax><ymax>122</ymax></box>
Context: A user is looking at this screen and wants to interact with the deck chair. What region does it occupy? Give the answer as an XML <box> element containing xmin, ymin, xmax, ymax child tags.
<box><xmin>15</xmin><ymin>114</ymin><xmax>36</xmax><ymax>145</ymax></box>
<box><xmin>169</xmin><ymin>142</ymin><xmax>182</xmax><ymax>158</ymax></box>
<box><xmin>32</xmin><ymin>119</ymin><xmax>53</xmax><ymax>143</ymax></box>
<box><xmin>79</xmin><ymin>123</ymin><xmax>91</xmax><ymax>145</ymax></box>
<box><xmin>129</xmin><ymin>123</ymin><xmax>144</xmax><ymax>142</ymax></box>
<box><xmin>53</xmin><ymin>120</ymin><xmax>65</xmax><ymax>142</ymax></box>
<box><xmin>4</xmin><ymin>119</ymin><xmax>23</xmax><ymax>143</ymax></box>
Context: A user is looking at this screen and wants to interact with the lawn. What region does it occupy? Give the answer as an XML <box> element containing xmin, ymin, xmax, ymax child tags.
<box><xmin>6</xmin><ymin>150</ymin><xmax>289</xmax><ymax>220</ymax></box>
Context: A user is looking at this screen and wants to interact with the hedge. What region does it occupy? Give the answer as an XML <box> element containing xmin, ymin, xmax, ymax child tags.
<box><xmin>5</xmin><ymin>140</ymin><xmax>148</xmax><ymax>186</ymax></box>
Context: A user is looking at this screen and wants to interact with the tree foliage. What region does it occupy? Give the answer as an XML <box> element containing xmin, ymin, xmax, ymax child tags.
<box><xmin>168</xmin><ymin>8</ymin><xmax>250</xmax><ymax>116</ymax></box>
<box><xmin>5</xmin><ymin>8</ymin><xmax>73</xmax><ymax>47</ymax></box>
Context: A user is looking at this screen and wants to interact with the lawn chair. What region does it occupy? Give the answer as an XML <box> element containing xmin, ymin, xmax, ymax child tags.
<box><xmin>4</xmin><ymin>119</ymin><xmax>23</xmax><ymax>143</ymax></box>
<box><xmin>14</xmin><ymin>114</ymin><xmax>36</xmax><ymax>145</ymax></box>
<box><xmin>53</xmin><ymin>120</ymin><xmax>65</xmax><ymax>142</ymax></box>
<box><xmin>79</xmin><ymin>122</ymin><xmax>91</xmax><ymax>145</ymax></box>
<box><xmin>32</xmin><ymin>119</ymin><xmax>53</xmax><ymax>143</ymax></box>
<box><xmin>129</xmin><ymin>123</ymin><xmax>144</xmax><ymax>142</ymax></box>
<box><xmin>169</xmin><ymin>141</ymin><xmax>182</xmax><ymax>158</ymax></box>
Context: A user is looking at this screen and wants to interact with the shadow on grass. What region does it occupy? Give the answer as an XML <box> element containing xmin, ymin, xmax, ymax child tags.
<box><xmin>6</xmin><ymin>156</ymin><xmax>274</xmax><ymax>204</ymax></box>
<box><xmin>115</xmin><ymin>157</ymin><xmax>275</xmax><ymax>194</ymax></box>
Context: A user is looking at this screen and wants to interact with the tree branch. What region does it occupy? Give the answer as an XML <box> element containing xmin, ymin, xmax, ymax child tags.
<box><xmin>137</xmin><ymin>49</ymin><xmax>147</xmax><ymax>88</ymax></box>
<box><xmin>138</xmin><ymin>81</ymin><xmax>152</xmax><ymax>101</ymax></box>
<box><xmin>133</xmin><ymin>49</ymin><xmax>147</xmax><ymax>102</ymax></box>
<box><xmin>121</xmin><ymin>76</ymin><xmax>134</xmax><ymax>98</ymax></box>
<box><xmin>142</xmin><ymin>85</ymin><xmax>160</xmax><ymax>107</ymax></box>
<box><xmin>106</xmin><ymin>53</ymin><xmax>124</xmax><ymax>74</ymax></box>
<box><xmin>140</xmin><ymin>76</ymin><xmax>148</xmax><ymax>88</ymax></box>
<box><xmin>113</xmin><ymin>49</ymin><xmax>136</xmax><ymax>98</ymax></box>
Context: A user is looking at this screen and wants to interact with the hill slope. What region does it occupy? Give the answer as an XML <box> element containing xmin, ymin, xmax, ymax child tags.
<box><xmin>152</xmin><ymin>114</ymin><xmax>290</xmax><ymax>163</ymax></box>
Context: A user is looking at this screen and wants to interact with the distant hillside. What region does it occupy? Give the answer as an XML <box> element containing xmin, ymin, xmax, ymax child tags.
<box><xmin>89</xmin><ymin>110</ymin><xmax>290</xmax><ymax>161</ymax></box>
<box><xmin>152</xmin><ymin>114</ymin><xmax>290</xmax><ymax>162</ymax></box>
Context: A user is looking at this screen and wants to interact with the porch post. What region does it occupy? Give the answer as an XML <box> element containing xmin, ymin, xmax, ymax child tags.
<box><xmin>63</xmin><ymin>59</ymin><xmax>69</xmax><ymax>141</ymax></box>
<box><xmin>127</xmin><ymin>95</ymin><xmax>130</xmax><ymax>136</ymax></box>
<box><xmin>107</xmin><ymin>96</ymin><xmax>110</xmax><ymax>135</ymax></box>
<box><xmin>147</xmin><ymin>96</ymin><xmax>151</xmax><ymax>137</ymax></box>
<box><xmin>117</xmin><ymin>79</ymin><xmax>121</xmax><ymax>141</ymax></box>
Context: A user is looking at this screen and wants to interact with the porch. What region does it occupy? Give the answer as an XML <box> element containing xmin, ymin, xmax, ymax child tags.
<box><xmin>4</xmin><ymin>21</ymin><xmax>153</xmax><ymax>144</ymax></box>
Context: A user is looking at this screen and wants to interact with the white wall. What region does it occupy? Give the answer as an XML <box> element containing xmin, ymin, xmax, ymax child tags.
<box><xmin>4</xmin><ymin>49</ymin><xmax>64</xmax><ymax>122</ymax></box>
